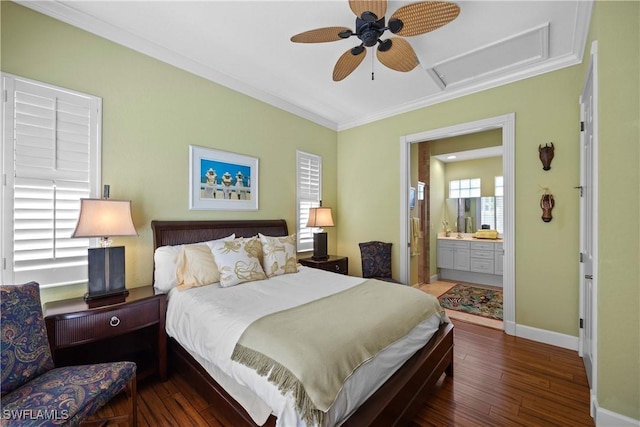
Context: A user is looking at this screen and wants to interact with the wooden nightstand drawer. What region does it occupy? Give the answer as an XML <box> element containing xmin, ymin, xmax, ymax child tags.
<box><xmin>318</xmin><ymin>258</ymin><xmax>348</xmax><ymax>274</ymax></box>
<box><xmin>51</xmin><ymin>298</ymin><xmax>160</xmax><ymax>348</ymax></box>
<box><xmin>44</xmin><ymin>286</ymin><xmax>167</xmax><ymax>381</ymax></box>
<box><xmin>299</xmin><ymin>255</ymin><xmax>348</xmax><ymax>275</ymax></box>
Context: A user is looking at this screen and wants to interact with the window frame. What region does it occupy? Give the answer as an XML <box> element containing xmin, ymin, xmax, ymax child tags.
<box><xmin>2</xmin><ymin>73</ymin><xmax>102</xmax><ymax>287</ymax></box>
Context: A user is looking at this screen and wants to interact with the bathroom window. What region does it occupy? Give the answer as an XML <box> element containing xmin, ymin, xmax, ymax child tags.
<box><xmin>449</xmin><ymin>178</ymin><xmax>481</xmax><ymax>198</ymax></box>
<box><xmin>480</xmin><ymin>176</ymin><xmax>504</xmax><ymax>233</ymax></box>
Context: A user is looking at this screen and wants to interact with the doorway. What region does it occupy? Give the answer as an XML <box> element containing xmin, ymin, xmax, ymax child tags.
<box><xmin>399</xmin><ymin>114</ymin><xmax>516</xmax><ymax>335</ymax></box>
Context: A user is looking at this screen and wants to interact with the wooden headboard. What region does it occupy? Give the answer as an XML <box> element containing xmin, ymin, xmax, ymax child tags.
<box><xmin>151</xmin><ymin>219</ymin><xmax>289</xmax><ymax>250</ymax></box>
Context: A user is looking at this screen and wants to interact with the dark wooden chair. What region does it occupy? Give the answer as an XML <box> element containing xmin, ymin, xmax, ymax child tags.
<box><xmin>359</xmin><ymin>241</ymin><xmax>401</xmax><ymax>283</ymax></box>
<box><xmin>0</xmin><ymin>282</ymin><xmax>137</xmax><ymax>426</ymax></box>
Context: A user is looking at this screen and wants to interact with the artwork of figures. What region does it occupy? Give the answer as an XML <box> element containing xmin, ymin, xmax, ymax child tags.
<box><xmin>189</xmin><ymin>145</ymin><xmax>258</xmax><ymax>210</ymax></box>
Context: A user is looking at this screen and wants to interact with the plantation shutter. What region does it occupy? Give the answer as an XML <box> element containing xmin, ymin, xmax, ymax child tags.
<box><xmin>296</xmin><ymin>151</ymin><xmax>322</xmax><ymax>252</ymax></box>
<box><xmin>495</xmin><ymin>176</ymin><xmax>504</xmax><ymax>234</ymax></box>
<box><xmin>2</xmin><ymin>74</ymin><xmax>101</xmax><ymax>287</ymax></box>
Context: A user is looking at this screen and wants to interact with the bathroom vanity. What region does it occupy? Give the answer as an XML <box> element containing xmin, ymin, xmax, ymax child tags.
<box><xmin>437</xmin><ymin>233</ymin><xmax>503</xmax><ymax>286</ymax></box>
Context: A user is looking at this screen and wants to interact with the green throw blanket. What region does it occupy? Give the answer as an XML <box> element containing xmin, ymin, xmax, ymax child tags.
<box><xmin>231</xmin><ymin>279</ymin><xmax>445</xmax><ymax>426</ymax></box>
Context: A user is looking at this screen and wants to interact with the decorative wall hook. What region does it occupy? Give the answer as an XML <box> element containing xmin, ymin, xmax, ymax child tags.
<box><xmin>540</xmin><ymin>190</ymin><xmax>555</xmax><ymax>222</ymax></box>
<box><xmin>538</xmin><ymin>142</ymin><xmax>555</xmax><ymax>171</ymax></box>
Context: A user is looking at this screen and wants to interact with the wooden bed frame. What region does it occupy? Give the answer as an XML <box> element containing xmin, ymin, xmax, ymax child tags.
<box><xmin>152</xmin><ymin>219</ymin><xmax>454</xmax><ymax>426</ymax></box>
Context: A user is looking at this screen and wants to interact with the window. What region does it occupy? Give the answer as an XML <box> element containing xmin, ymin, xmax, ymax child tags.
<box><xmin>296</xmin><ymin>151</ymin><xmax>321</xmax><ymax>252</ymax></box>
<box><xmin>2</xmin><ymin>74</ymin><xmax>101</xmax><ymax>287</ymax></box>
<box><xmin>495</xmin><ymin>176</ymin><xmax>504</xmax><ymax>234</ymax></box>
<box><xmin>479</xmin><ymin>176</ymin><xmax>504</xmax><ymax>233</ymax></box>
<box><xmin>449</xmin><ymin>178</ymin><xmax>481</xmax><ymax>198</ymax></box>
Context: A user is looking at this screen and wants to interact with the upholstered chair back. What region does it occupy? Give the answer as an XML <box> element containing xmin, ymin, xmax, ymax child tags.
<box><xmin>359</xmin><ymin>241</ymin><xmax>393</xmax><ymax>280</ymax></box>
<box><xmin>0</xmin><ymin>281</ymin><xmax>55</xmax><ymax>396</ymax></box>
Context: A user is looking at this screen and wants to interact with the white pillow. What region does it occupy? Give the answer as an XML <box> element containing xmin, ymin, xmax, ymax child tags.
<box><xmin>153</xmin><ymin>234</ymin><xmax>234</xmax><ymax>293</ymax></box>
<box><xmin>259</xmin><ymin>233</ymin><xmax>297</xmax><ymax>277</ymax></box>
<box><xmin>176</xmin><ymin>244</ymin><xmax>220</xmax><ymax>291</ymax></box>
<box><xmin>211</xmin><ymin>236</ymin><xmax>266</xmax><ymax>288</ymax></box>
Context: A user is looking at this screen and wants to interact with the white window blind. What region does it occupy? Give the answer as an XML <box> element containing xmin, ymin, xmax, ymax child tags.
<box><xmin>2</xmin><ymin>74</ymin><xmax>101</xmax><ymax>287</ymax></box>
<box><xmin>495</xmin><ymin>176</ymin><xmax>504</xmax><ymax>234</ymax></box>
<box><xmin>296</xmin><ymin>151</ymin><xmax>322</xmax><ymax>252</ymax></box>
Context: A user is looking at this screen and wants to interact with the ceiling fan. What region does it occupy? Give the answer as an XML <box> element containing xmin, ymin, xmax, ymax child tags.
<box><xmin>291</xmin><ymin>0</ymin><xmax>460</xmax><ymax>81</ymax></box>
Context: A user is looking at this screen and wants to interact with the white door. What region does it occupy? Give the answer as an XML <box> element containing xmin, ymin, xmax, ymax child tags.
<box><xmin>578</xmin><ymin>42</ymin><xmax>598</xmax><ymax>390</ymax></box>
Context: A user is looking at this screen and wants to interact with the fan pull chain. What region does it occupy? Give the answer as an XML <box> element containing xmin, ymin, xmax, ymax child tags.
<box><xmin>371</xmin><ymin>49</ymin><xmax>375</xmax><ymax>80</ymax></box>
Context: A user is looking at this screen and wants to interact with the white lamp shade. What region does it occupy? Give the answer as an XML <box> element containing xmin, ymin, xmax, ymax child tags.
<box><xmin>72</xmin><ymin>199</ymin><xmax>137</xmax><ymax>238</ymax></box>
<box><xmin>306</xmin><ymin>207</ymin><xmax>334</xmax><ymax>228</ymax></box>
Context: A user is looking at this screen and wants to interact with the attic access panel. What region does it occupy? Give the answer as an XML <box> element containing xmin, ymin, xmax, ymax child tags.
<box><xmin>426</xmin><ymin>23</ymin><xmax>549</xmax><ymax>89</ymax></box>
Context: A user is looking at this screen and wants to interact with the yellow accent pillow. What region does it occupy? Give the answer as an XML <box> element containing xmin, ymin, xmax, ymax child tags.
<box><xmin>259</xmin><ymin>233</ymin><xmax>297</xmax><ymax>277</ymax></box>
<box><xmin>211</xmin><ymin>237</ymin><xmax>267</xmax><ymax>287</ymax></box>
<box><xmin>176</xmin><ymin>244</ymin><xmax>220</xmax><ymax>291</ymax></box>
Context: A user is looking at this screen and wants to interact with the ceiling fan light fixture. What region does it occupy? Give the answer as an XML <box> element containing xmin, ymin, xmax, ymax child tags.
<box><xmin>361</xmin><ymin>11</ymin><xmax>378</xmax><ymax>22</ymax></box>
<box><xmin>388</xmin><ymin>18</ymin><xmax>403</xmax><ymax>34</ymax></box>
<box><xmin>351</xmin><ymin>45</ymin><xmax>365</xmax><ymax>55</ymax></box>
<box><xmin>294</xmin><ymin>0</ymin><xmax>460</xmax><ymax>80</ymax></box>
<box><xmin>378</xmin><ymin>39</ymin><xmax>392</xmax><ymax>52</ymax></box>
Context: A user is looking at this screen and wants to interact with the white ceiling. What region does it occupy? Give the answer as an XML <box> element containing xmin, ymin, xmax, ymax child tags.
<box><xmin>20</xmin><ymin>0</ymin><xmax>593</xmax><ymax>131</ymax></box>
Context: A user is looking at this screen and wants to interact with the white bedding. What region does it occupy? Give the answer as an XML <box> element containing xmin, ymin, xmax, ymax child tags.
<box><xmin>165</xmin><ymin>266</ymin><xmax>448</xmax><ymax>427</ymax></box>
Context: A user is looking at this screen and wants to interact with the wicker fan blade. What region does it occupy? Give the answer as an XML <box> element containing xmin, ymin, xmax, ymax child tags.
<box><xmin>389</xmin><ymin>1</ymin><xmax>460</xmax><ymax>37</ymax></box>
<box><xmin>333</xmin><ymin>47</ymin><xmax>367</xmax><ymax>81</ymax></box>
<box><xmin>349</xmin><ymin>0</ymin><xmax>387</xmax><ymax>21</ymax></box>
<box><xmin>291</xmin><ymin>27</ymin><xmax>352</xmax><ymax>43</ymax></box>
<box><xmin>376</xmin><ymin>38</ymin><xmax>419</xmax><ymax>72</ymax></box>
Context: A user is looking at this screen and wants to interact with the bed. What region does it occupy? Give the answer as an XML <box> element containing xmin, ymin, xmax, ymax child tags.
<box><xmin>152</xmin><ymin>219</ymin><xmax>454</xmax><ymax>427</ymax></box>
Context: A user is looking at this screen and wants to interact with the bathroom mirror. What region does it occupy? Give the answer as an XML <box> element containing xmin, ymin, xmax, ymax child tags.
<box><xmin>445</xmin><ymin>197</ymin><xmax>502</xmax><ymax>233</ymax></box>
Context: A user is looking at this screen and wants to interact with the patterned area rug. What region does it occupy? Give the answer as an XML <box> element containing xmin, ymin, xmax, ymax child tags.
<box><xmin>438</xmin><ymin>284</ymin><xmax>503</xmax><ymax>320</ymax></box>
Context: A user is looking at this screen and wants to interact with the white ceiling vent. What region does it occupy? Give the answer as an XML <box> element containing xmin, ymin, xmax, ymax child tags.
<box><xmin>426</xmin><ymin>23</ymin><xmax>550</xmax><ymax>89</ymax></box>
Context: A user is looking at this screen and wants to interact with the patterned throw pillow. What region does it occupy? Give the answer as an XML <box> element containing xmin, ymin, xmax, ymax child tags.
<box><xmin>259</xmin><ymin>233</ymin><xmax>297</xmax><ymax>277</ymax></box>
<box><xmin>176</xmin><ymin>244</ymin><xmax>220</xmax><ymax>291</ymax></box>
<box><xmin>211</xmin><ymin>236</ymin><xmax>267</xmax><ymax>287</ymax></box>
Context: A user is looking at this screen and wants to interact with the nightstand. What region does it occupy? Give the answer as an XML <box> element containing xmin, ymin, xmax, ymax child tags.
<box><xmin>299</xmin><ymin>255</ymin><xmax>348</xmax><ymax>275</ymax></box>
<box><xmin>44</xmin><ymin>285</ymin><xmax>167</xmax><ymax>381</ymax></box>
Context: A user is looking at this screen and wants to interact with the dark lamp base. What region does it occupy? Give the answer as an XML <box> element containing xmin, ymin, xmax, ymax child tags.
<box><xmin>312</xmin><ymin>232</ymin><xmax>328</xmax><ymax>261</ymax></box>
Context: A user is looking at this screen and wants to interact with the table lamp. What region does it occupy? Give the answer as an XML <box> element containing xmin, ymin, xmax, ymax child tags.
<box><xmin>306</xmin><ymin>206</ymin><xmax>334</xmax><ymax>260</ymax></box>
<box><xmin>72</xmin><ymin>185</ymin><xmax>137</xmax><ymax>301</ymax></box>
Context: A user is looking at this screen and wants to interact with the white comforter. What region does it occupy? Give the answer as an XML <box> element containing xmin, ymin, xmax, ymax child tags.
<box><xmin>165</xmin><ymin>266</ymin><xmax>448</xmax><ymax>426</ymax></box>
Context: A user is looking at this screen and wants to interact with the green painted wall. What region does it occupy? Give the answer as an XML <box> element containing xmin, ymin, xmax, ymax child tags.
<box><xmin>1</xmin><ymin>2</ymin><xmax>338</xmax><ymax>304</ymax></box>
<box><xmin>586</xmin><ymin>1</ymin><xmax>640</xmax><ymax>420</ymax></box>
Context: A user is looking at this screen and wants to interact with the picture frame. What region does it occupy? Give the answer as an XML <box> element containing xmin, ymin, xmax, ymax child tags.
<box><xmin>409</xmin><ymin>187</ymin><xmax>416</xmax><ymax>209</ymax></box>
<box><xmin>189</xmin><ymin>145</ymin><xmax>258</xmax><ymax>210</ymax></box>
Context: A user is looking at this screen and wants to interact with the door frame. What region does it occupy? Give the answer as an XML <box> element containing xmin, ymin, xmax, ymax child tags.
<box><xmin>578</xmin><ymin>40</ymin><xmax>599</xmax><ymax>414</ymax></box>
<box><xmin>399</xmin><ymin>113</ymin><xmax>516</xmax><ymax>335</ymax></box>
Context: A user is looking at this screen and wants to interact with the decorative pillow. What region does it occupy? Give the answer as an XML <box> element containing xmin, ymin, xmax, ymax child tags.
<box><xmin>211</xmin><ymin>236</ymin><xmax>267</xmax><ymax>287</ymax></box>
<box><xmin>176</xmin><ymin>244</ymin><xmax>220</xmax><ymax>291</ymax></box>
<box><xmin>153</xmin><ymin>234</ymin><xmax>234</xmax><ymax>293</ymax></box>
<box><xmin>259</xmin><ymin>233</ymin><xmax>297</xmax><ymax>277</ymax></box>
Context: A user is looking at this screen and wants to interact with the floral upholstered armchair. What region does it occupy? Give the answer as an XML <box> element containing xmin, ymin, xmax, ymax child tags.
<box><xmin>0</xmin><ymin>282</ymin><xmax>137</xmax><ymax>426</ymax></box>
<box><xmin>359</xmin><ymin>241</ymin><xmax>400</xmax><ymax>283</ymax></box>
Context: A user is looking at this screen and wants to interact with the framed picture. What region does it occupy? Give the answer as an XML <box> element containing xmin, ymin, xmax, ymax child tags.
<box><xmin>189</xmin><ymin>145</ymin><xmax>258</xmax><ymax>210</ymax></box>
<box><xmin>409</xmin><ymin>187</ymin><xmax>416</xmax><ymax>209</ymax></box>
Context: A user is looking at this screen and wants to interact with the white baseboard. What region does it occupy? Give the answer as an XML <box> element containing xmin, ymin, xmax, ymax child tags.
<box><xmin>594</xmin><ymin>399</ymin><xmax>640</xmax><ymax>426</ymax></box>
<box><xmin>515</xmin><ymin>323</ymin><xmax>579</xmax><ymax>351</ymax></box>
<box><xmin>430</xmin><ymin>274</ymin><xmax>439</xmax><ymax>283</ymax></box>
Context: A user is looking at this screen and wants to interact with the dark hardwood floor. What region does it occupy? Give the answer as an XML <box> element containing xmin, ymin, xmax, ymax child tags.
<box><xmin>92</xmin><ymin>319</ymin><xmax>594</xmax><ymax>426</ymax></box>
